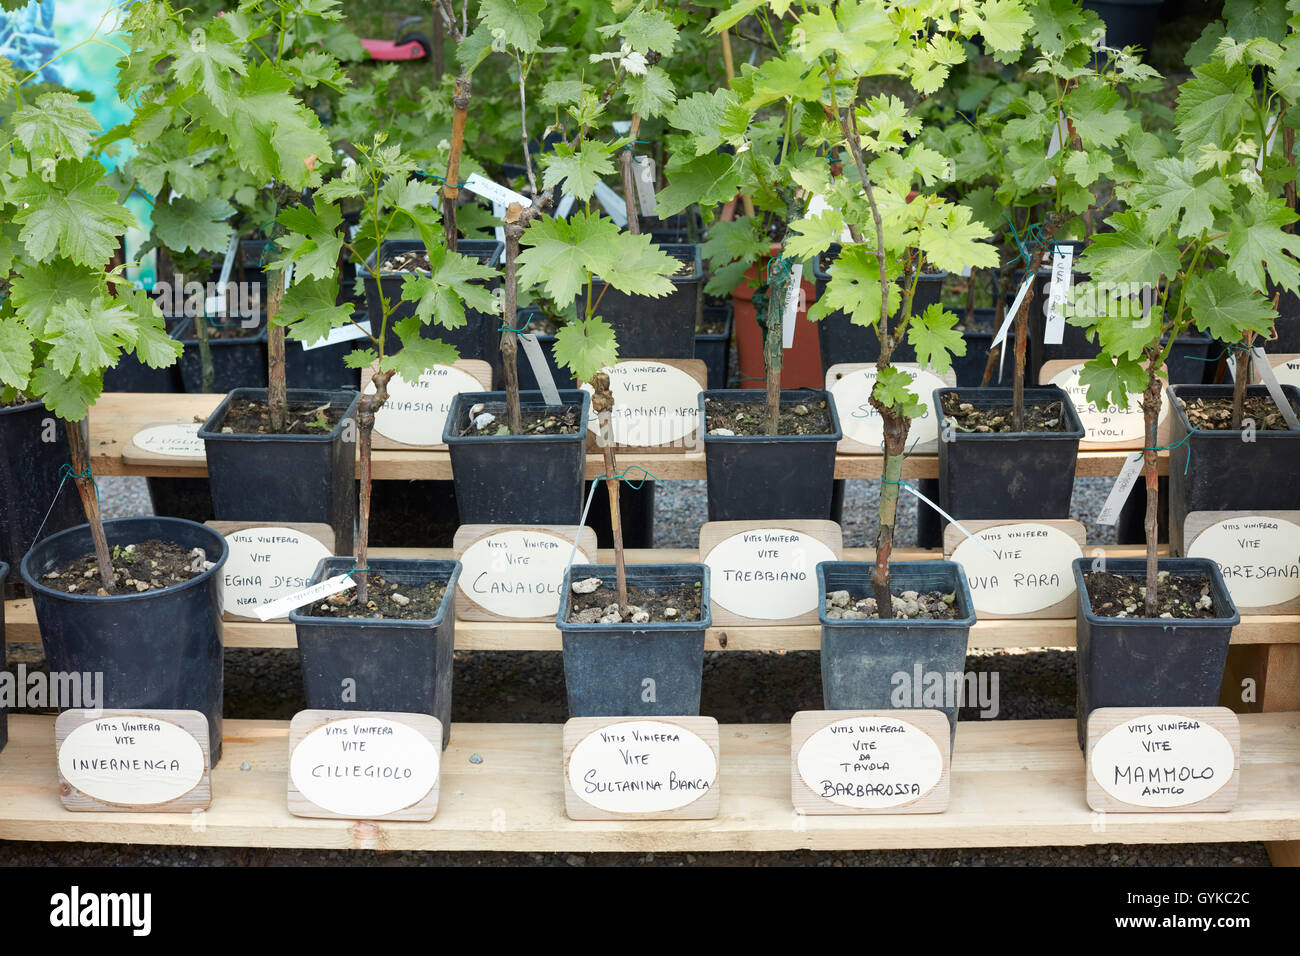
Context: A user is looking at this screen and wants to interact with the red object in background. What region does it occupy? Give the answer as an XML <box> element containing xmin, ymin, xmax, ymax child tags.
<box><xmin>361</xmin><ymin>37</ymin><xmax>429</xmax><ymax>61</ymax></box>
<box><xmin>732</xmin><ymin>247</ymin><xmax>823</xmax><ymax>389</ymax></box>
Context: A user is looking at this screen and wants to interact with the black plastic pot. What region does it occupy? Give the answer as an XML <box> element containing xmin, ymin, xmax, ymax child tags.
<box><xmin>443</xmin><ymin>390</ymin><xmax>591</xmax><ymax>525</ymax></box>
<box><xmin>818</xmin><ymin>561</ymin><xmax>976</xmax><ymax>748</ymax></box>
<box><xmin>366</xmin><ymin>480</ymin><xmax>461</xmax><ymax>548</ymax></box>
<box><xmin>1166</xmin><ymin>384</ymin><xmax>1300</xmax><ymax>554</ymax></box>
<box><xmin>283</xmin><ymin>316</ymin><xmax>365</xmax><ymax>391</ymax></box>
<box><xmin>953</xmin><ymin>328</ymin><xmax>994</xmax><ymax>388</ymax></box>
<box><xmin>1073</xmin><ymin>556</ymin><xmax>1238</xmax><ymax>747</ymax></box>
<box><xmin>0</xmin><ymin>402</ymin><xmax>84</xmax><ymax>600</ymax></box>
<box><xmin>814</xmin><ymin>267</ymin><xmax>947</xmax><ymax>373</ymax></box>
<box><xmin>557</xmin><ymin>563</ymin><xmax>710</xmax><ymax>718</ymax></box>
<box><xmin>700</xmin><ymin>389</ymin><xmax>842</xmax><ymax>521</ymax></box>
<box><xmin>199</xmin><ymin>388</ymin><xmax>360</xmax><ymax>555</ymax></box>
<box><xmin>0</xmin><ymin>562</ymin><xmax>7</xmax><ymax>752</ymax></box>
<box><xmin>576</xmin><ymin>243</ymin><xmax>703</xmax><ymax>359</ymax></box>
<box><xmin>1082</xmin><ymin>0</ymin><xmax>1163</xmax><ymax>54</ymax></box>
<box><xmin>935</xmin><ymin>385</ymin><xmax>1085</xmax><ymax>521</ymax></box>
<box><xmin>172</xmin><ymin>317</ymin><xmax>268</xmax><ymax>393</ymax></box>
<box><xmin>290</xmin><ymin>557</ymin><xmax>461</xmax><ymax>748</ymax></box>
<box><xmin>367</xmin><ymin>239</ymin><xmax>504</xmax><ymax>384</ymax></box>
<box><xmin>19</xmin><ymin>517</ymin><xmax>228</xmax><ymax>760</ymax></box>
<box><xmin>103</xmin><ymin>320</ymin><xmax>184</xmax><ymax>392</ymax></box>
<box><xmin>583</xmin><ymin>480</ymin><xmax>656</xmax><ymax>549</ymax></box>
<box><xmin>1266</xmin><ymin>285</ymin><xmax>1300</xmax><ymax>353</ymax></box>
<box><xmin>695</xmin><ymin>301</ymin><xmax>733</xmax><ymax>390</ymax></box>
<box><xmin>146</xmin><ymin>478</ymin><xmax>215</xmax><ymax>524</ymax></box>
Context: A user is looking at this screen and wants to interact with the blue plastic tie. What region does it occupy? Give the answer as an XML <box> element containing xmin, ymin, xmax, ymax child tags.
<box><xmin>592</xmin><ymin>465</ymin><xmax>660</xmax><ymax>490</ymax></box>
<box><xmin>1145</xmin><ymin>424</ymin><xmax>1200</xmax><ymax>475</ymax></box>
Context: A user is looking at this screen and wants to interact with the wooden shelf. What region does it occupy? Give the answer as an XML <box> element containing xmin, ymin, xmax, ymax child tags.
<box><xmin>89</xmin><ymin>392</ymin><xmax>1167</xmax><ymax>480</ymax></box>
<box><xmin>1</xmin><ymin>713</ymin><xmax>1296</xmax><ymax>852</ymax></box>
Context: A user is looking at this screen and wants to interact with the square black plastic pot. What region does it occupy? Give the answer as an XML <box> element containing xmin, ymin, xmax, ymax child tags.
<box><xmin>1072</xmin><ymin>556</ymin><xmax>1238</xmax><ymax>748</ymax></box>
<box><xmin>1266</xmin><ymin>285</ymin><xmax>1300</xmax><ymax>352</ymax></box>
<box><xmin>700</xmin><ymin>389</ymin><xmax>842</xmax><ymax>522</ymax></box>
<box><xmin>283</xmin><ymin>313</ymin><xmax>365</xmax><ymax>390</ymax></box>
<box><xmin>171</xmin><ymin>316</ymin><xmax>268</xmax><ymax>393</ymax></box>
<box><xmin>19</xmin><ymin>517</ymin><xmax>229</xmax><ymax>761</ymax></box>
<box><xmin>1166</xmin><ymin>384</ymin><xmax>1300</xmax><ymax>554</ymax></box>
<box><xmin>290</xmin><ymin>557</ymin><xmax>461</xmax><ymax>748</ymax></box>
<box><xmin>813</xmin><ymin>267</ymin><xmax>946</xmax><ymax>374</ymax></box>
<box><xmin>0</xmin><ymin>401</ymin><xmax>84</xmax><ymax>600</ymax></box>
<box><xmin>934</xmin><ymin>385</ymin><xmax>1085</xmax><ymax>521</ymax></box>
<box><xmin>512</xmin><ymin>307</ymin><xmax>576</xmax><ymax>392</ymax></box>
<box><xmin>576</xmin><ymin>243</ymin><xmax>702</xmax><ymax>359</ymax></box>
<box><xmin>443</xmin><ymin>390</ymin><xmax>591</xmax><ymax>525</ymax></box>
<box><xmin>198</xmin><ymin>388</ymin><xmax>360</xmax><ymax>555</ymax></box>
<box><xmin>817</xmin><ymin>561</ymin><xmax>976</xmax><ymax>748</ymax></box>
<box><xmin>103</xmin><ymin>319</ymin><xmax>184</xmax><ymax>392</ymax></box>
<box><xmin>366</xmin><ymin>239</ymin><xmax>504</xmax><ymax>383</ymax></box>
<box><xmin>556</xmin><ymin>563</ymin><xmax>710</xmax><ymax>718</ymax></box>
<box><xmin>695</xmin><ymin>301</ymin><xmax>733</xmax><ymax>390</ymax></box>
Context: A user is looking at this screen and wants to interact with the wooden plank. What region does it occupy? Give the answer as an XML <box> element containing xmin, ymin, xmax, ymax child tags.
<box><xmin>362</xmin><ymin>361</ymin><xmax>493</xmax><ymax>451</ymax></box>
<box><xmin>0</xmin><ymin>714</ymin><xmax>1296</xmax><ymax>851</ymax></box>
<box><xmin>699</xmin><ymin>520</ymin><xmax>843</xmax><ymax>627</ymax></box>
<box><xmin>451</xmin><ymin>525</ymin><xmax>598</xmax><ymax>622</ymax></box>
<box><xmin>87</xmin><ymin>393</ymin><xmax>1169</xmax><ymax>479</ymax></box>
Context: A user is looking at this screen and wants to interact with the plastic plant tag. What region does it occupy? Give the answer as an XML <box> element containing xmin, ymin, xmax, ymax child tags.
<box><xmin>518</xmin><ymin>332</ymin><xmax>563</xmax><ymax>406</ymax></box>
<box><xmin>555</xmin><ymin>192</ymin><xmax>576</xmax><ymax>219</ymax></box>
<box><xmin>1044</xmin><ymin>110</ymin><xmax>1066</xmax><ymax>187</ymax></box>
<box><xmin>463</xmin><ymin>172</ymin><xmax>532</xmax><ymax>209</ymax></box>
<box><xmin>781</xmin><ymin>263</ymin><xmax>804</xmax><ymax>349</ymax></box>
<box><xmin>1096</xmin><ymin>452</ymin><xmax>1145</xmax><ymax>526</ymax></box>
<box><xmin>592</xmin><ymin>180</ymin><xmax>629</xmax><ymax>227</ymax></box>
<box><xmin>302</xmin><ymin>317</ymin><xmax>373</xmax><ymax>351</ymax></box>
<box><xmin>491</xmin><ymin>201</ymin><xmax>506</xmax><ymax>243</ymax></box>
<box><xmin>1042</xmin><ymin>248</ymin><xmax>1073</xmax><ymax>345</ymax></box>
<box><xmin>254</xmin><ymin>573</ymin><xmax>355</xmax><ymax>621</ymax></box>
<box><xmin>633</xmin><ymin>155</ymin><xmax>657</xmax><ymax>217</ymax></box>
<box><xmin>994</xmin><ymin>274</ymin><xmax>1034</xmax><ymax>382</ymax></box>
<box><xmin>1251</xmin><ymin>346</ymin><xmax>1300</xmax><ymax>430</ymax></box>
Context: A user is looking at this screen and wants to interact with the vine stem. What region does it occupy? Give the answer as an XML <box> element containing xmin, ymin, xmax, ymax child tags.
<box><xmin>66</xmin><ymin>421</ymin><xmax>115</xmax><ymax>593</ymax></box>
<box><xmin>591</xmin><ymin>372</ymin><xmax>627</xmax><ymax>607</ymax></box>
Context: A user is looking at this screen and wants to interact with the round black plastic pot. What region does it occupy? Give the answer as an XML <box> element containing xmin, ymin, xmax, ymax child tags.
<box><xmin>290</xmin><ymin>557</ymin><xmax>461</xmax><ymax>748</ymax></box>
<box><xmin>1082</xmin><ymin>0</ymin><xmax>1162</xmax><ymax>53</ymax></box>
<box><xmin>283</xmin><ymin>317</ymin><xmax>365</xmax><ymax>391</ymax></box>
<box><xmin>934</xmin><ymin>385</ymin><xmax>1085</xmax><ymax>521</ymax></box>
<box><xmin>512</xmin><ymin>307</ymin><xmax>576</xmax><ymax>392</ymax></box>
<box><xmin>1166</xmin><ymin>384</ymin><xmax>1300</xmax><ymax>554</ymax></box>
<box><xmin>146</xmin><ymin>477</ymin><xmax>215</xmax><ymax>524</ymax></box>
<box><xmin>199</xmin><ymin>388</ymin><xmax>360</xmax><ymax>555</ymax></box>
<box><xmin>1072</xmin><ymin>556</ymin><xmax>1238</xmax><ymax>748</ymax></box>
<box><xmin>576</xmin><ymin>244</ymin><xmax>703</xmax><ymax>359</ymax></box>
<box><xmin>19</xmin><ymin>517</ymin><xmax>228</xmax><ymax>761</ymax></box>
<box><xmin>172</xmin><ymin>317</ymin><xmax>268</xmax><ymax>393</ymax></box>
<box><xmin>0</xmin><ymin>562</ymin><xmax>7</xmax><ymax>752</ymax></box>
<box><xmin>814</xmin><ymin>269</ymin><xmax>946</xmax><ymax>374</ymax></box>
<box><xmin>0</xmin><ymin>401</ymin><xmax>84</xmax><ymax>600</ymax></box>
<box><xmin>444</xmin><ymin>390</ymin><xmax>591</xmax><ymax>525</ymax></box>
<box><xmin>557</xmin><ymin>563</ymin><xmax>710</xmax><ymax>718</ymax></box>
<box><xmin>700</xmin><ymin>389</ymin><xmax>842</xmax><ymax>522</ymax></box>
<box><xmin>817</xmin><ymin>561</ymin><xmax>976</xmax><ymax>748</ymax></box>
<box><xmin>367</xmin><ymin>239</ymin><xmax>504</xmax><ymax>384</ymax></box>
<box><xmin>695</xmin><ymin>301</ymin><xmax>733</xmax><ymax>390</ymax></box>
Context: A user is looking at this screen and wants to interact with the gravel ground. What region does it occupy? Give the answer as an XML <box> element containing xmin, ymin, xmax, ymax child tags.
<box><xmin>0</xmin><ymin>474</ymin><xmax>1268</xmax><ymax>867</ymax></box>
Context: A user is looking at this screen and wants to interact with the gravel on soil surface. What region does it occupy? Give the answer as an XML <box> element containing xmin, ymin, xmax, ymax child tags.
<box><xmin>16</xmin><ymin>473</ymin><xmax>1248</xmax><ymax>867</ymax></box>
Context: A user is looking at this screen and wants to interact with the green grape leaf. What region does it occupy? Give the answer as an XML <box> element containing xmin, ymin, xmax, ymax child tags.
<box><xmin>152</xmin><ymin>196</ymin><xmax>235</xmax><ymax>254</ymax></box>
<box><xmin>1136</xmin><ymin>156</ymin><xmax>1232</xmax><ymax>240</ymax></box>
<box><xmin>1078</xmin><ymin>354</ymin><xmax>1147</xmax><ymax>412</ymax></box>
<box><xmin>0</xmin><ymin>316</ymin><xmax>34</xmax><ymax>389</ymax></box>
<box><xmin>44</xmin><ymin>297</ymin><xmax>135</xmax><ymax>376</ymax></box>
<box><xmin>382</xmin><ymin>316</ymin><xmax>460</xmax><ymax>382</ymax></box>
<box><xmin>517</xmin><ymin>213</ymin><xmax>617</xmax><ymax>304</ymax></box>
<box><xmin>597</xmin><ymin>232</ymin><xmax>682</xmax><ymax>297</ymax></box>
<box><xmin>807</xmin><ymin>245</ymin><xmax>900</xmax><ymax>329</ymax></box>
<box><xmin>1224</xmin><ymin>195</ymin><xmax>1300</xmax><ymax>293</ymax></box>
<box><xmin>29</xmin><ymin>364</ymin><xmax>101</xmax><ymax>422</ymax></box>
<box><xmin>873</xmin><ymin>365</ymin><xmax>926</xmax><ymax>419</ymax></box>
<box><xmin>666</xmin><ymin>89</ymin><xmax>741</xmax><ymax>156</ymax></box>
<box><xmin>278</xmin><ymin>276</ymin><xmax>356</xmax><ymax>343</ymax></box>
<box><xmin>553</xmin><ymin>315</ymin><xmax>618</xmax><ymax>383</ymax></box>
<box><xmin>399</xmin><ymin>246</ymin><xmax>499</xmax><ymax>330</ymax></box>
<box><xmin>480</xmin><ymin>0</ymin><xmax>545</xmax><ymax>54</ymax></box>
<box><xmin>655</xmin><ymin>153</ymin><xmax>739</xmax><ymax>218</ymax></box>
<box><xmin>11</xmin><ymin>93</ymin><xmax>101</xmax><ymax>161</ymax></box>
<box><xmin>906</xmin><ymin>304</ymin><xmax>965</xmax><ymax>375</ymax></box>
<box><xmin>9</xmin><ymin>259</ymin><xmax>104</xmax><ymax>337</ymax></box>
<box><xmin>918</xmin><ymin>204</ymin><xmax>998</xmax><ymax>275</ymax></box>
<box><xmin>1063</xmin><ymin>85</ymin><xmax>1129</xmax><ymax>149</ymax></box>
<box><xmin>1076</xmin><ymin>212</ymin><xmax>1181</xmax><ymax>286</ymax></box>
<box><xmin>1175</xmin><ymin>58</ymin><xmax>1252</xmax><ymax>150</ymax></box>
<box><xmin>540</xmin><ymin>143</ymin><xmax>616</xmax><ymax>202</ymax></box>
<box><xmin>275</xmin><ymin>202</ymin><xmax>345</xmax><ymax>281</ymax></box>
<box><xmin>1184</xmin><ymin>270</ymin><xmax>1279</xmax><ymax>341</ymax></box>
<box><xmin>624</xmin><ymin>65</ymin><xmax>676</xmax><ymax>118</ymax></box>
<box><xmin>600</xmin><ymin>7</ymin><xmax>677</xmax><ymax>55</ymax></box>
<box><xmin>172</xmin><ymin>25</ymin><xmax>246</xmax><ymax>116</ymax></box>
<box><xmin>9</xmin><ymin>160</ymin><xmax>137</xmax><ymax>266</ymax></box>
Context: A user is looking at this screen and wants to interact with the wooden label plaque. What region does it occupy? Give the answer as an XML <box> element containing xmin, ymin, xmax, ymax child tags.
<box><xmin>1042</xmin><ymin>360</ymin><xmax>1170</xmax><ymax>451</ymax></box>
<box><xmin>452</xmin><ymin>524</ymin><xmax>597</xmax><ymax>621</ymax></box>
<box><xmin>288</xmin><ymin>711</ymin><xmax>442</xmax><ymax>821</ymax></box>
<box><xmin>123</xmin><ymin>422</ymin><xmax>206</xmax><ymax>466</ymax></box>
<box><xmin>580</xmin><ymin>359</ymin><xmax>707</xmax><ymax>453</ymax></box>
<box><xmin>699</xmin><ymin>520</ymin><xmax>842</xmax><ymax>626</ymax></box>
<box><xmin>1086</xmin><ymin>707</ymin><xmax>1239</xmax><ymax>813</ymax></box>
<box><xmin>55</xmin><ymin>709</ymin><xmax>211</xmax><ymax>812</ymax></box>
<box><xmin>791</xmin><ymin>710</ymin><xmax>950</xmax><ymax>815</ymax></box>
<box><xmin>943</xmin><ymin>519</ymin><xmax>1085</xmax><ymax>619</ymax></box>
<box><xmin>563</xmin><ymin>716</ymin><xmax>720</xmax><ymax>821</ymax></box>
<box><xmin>1185</xmin><ymin>511</ymin><xmax>1300</xmax><ymax>614</ymax></box>
<box><xmin>363</xmin><ymin>360</ymin><xmax>493</xmax><ymax>450</ymax></box>
<box><xmin>206</xmin><ymin>521</ymin><xmax>336</xmax><ymax>622</ymax></box>
<box><xmin>826</xmin><ymin>363</ymin><xmax>955</xmax><ymax>454</ymax></box>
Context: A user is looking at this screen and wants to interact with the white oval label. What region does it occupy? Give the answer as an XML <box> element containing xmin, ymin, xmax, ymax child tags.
<box><xmin>582</xmin><ymin>361</ymin><xmax>702</xmax><ymax>447</ymax></box>
<box><xmin>59</xmin><ymin>717</ymin><xmax>206</xmax><ymax>806</ymax></box>
<box><xmin>289</xmin><ymin>716</ymin><xmax>440</xmax><ymax>818</ymax></box>
<box><xmin>832</xmin><ymin>366</ymin><xmax>948</xmax><ymax>448</ymax></box>
<box><xmin>133</xmin><ymin>423</ymin><xmax>206</xmax><ymax>459</ymax></box>
<box><xmin>1269</xmin><ymin>356</ymin><xmax>1300</xmax><ymax>389</ymax></box>
<box><xmin>369</xmin><ymin>365</ymin><xmax>484</xmax><ymax>446</ymax></box>
<box><xmin>1187</xmin><ymin>516</ymin><xmax>1300</xmax><ymax>609</ymax></box>
<box><xmin>796</xmin><ymin>715</ymin><xmax>944</xmax><ymax>810</ymax></box>
<box><xmin>459</xmin><ymin>529</ymin><xmax>595</xmax><ymax>618</ymax></box>
<box><xmin>567</xmin><ymin>720</ymin><xmax>718</xmax><ymax>814</ymax></box>
<box><xmin>706</xmin><ymin>528</ymin><xmax>836</xmax><ymax>620</ymax></box>
<box><xmin>219</xmin><ymin>526</ymin><xmax>332</xmax><ymax>617</ymax></box>
<box><xmin>1048</xmin><ymin>362</ymin><xmax>1166</xmax><ymax>444</ymax></box>
<box><xmin>1091</xmin><ymin>715</ymin><xmax>1235</xmax><ymax>808</ymax></box>
<box><xmin>951</xmin><ymin>522</ymin><xmax>1083</xmax><ymax>615</ymax></box>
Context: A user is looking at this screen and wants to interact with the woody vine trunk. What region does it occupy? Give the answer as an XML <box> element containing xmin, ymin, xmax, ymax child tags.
<box><xmin>354</xmin><ymin>369</ymin><xmax>394</xmax><ymax>605</ymax></box>
<box><xmin>591</xmin><ymin>371</ymin><xmax>628</xmax><ymax>608</ymax></box>
<box><xmin>66</xmin><ymin>421</ymin><xmax>114</xmax><ymax>593</ymax></box>
<box><xmin>1141</xmin><ymin>355</ymin><xmax>1161</xmax><ymax>617</ymax></box>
